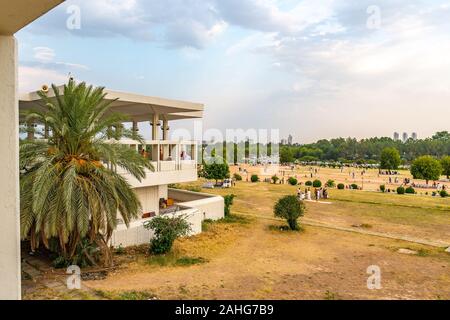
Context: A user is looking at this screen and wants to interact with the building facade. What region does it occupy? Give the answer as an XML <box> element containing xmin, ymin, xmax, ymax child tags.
<box><xmin>19</xmin><ymin>87</ymin><xmax>225</xmax><ymax>248</ymax></box>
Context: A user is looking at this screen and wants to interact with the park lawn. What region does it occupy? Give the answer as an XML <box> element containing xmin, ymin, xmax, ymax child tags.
<box><xmin>180</xmin><ymin>179</ymin><xmax>450</xmax><ymax>244</ymax></box>
<box><xmin>84</xmin><ymin>214</ymin><xmax>450</xmax><ymax>300</ymax></box>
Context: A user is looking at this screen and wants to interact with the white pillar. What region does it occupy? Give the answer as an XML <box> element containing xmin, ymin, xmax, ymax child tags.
<box><xmin>162</xmin><ymin>120</ymin><xmax>169</xmax><ymax>141</ymax></box>
<box><xmin>152</xmin><ymin>114</ymin><xmax>159</xmax><ymax>141</ymax></box>
<box><xmin>0</xmin><ymin>36</ymin><xmax>21</xmax><ymax>300</ymax></box>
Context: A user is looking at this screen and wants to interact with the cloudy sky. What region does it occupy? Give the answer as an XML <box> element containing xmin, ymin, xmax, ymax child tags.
<box><xmin>17</xmin><ymin>0</ymin><xmax>450</xmax><ymax>143</ymax></box>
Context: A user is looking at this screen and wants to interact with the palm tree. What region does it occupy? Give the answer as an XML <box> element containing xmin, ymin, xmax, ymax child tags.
<box><xmin>20</xmin><ymin>80</ymin><xmax>153</xmax><ymax>266</ymax></box>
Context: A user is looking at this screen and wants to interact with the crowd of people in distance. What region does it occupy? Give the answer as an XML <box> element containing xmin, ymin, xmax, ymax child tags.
<box><xmin>297</xmin><ymin>187</ymin><xmax>328</xmax><ymax>202</ymax></box>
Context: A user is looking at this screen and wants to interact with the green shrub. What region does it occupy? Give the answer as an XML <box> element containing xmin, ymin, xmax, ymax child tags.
<box><xmin>144</xmin><ymin>215</ymin><xmax>191</xmax><ymax>255</ymax></box>
<box><xmin>397</xmin><ymin>186</ymin><xmax>406</xmax><ymax>195</ymax></box>
<box><xmin>233</xmin><ymin>173</ymin><xmax>242</xmax><ymax>181</ymax></box>
<box><xmin>274</xmin><ymin>195</ymin><xmax>306</xmax><ymax>231</ymax></box>
<box><xmin>440</xmin><ymin>190</ymin><xmax>449</xmax><ymax>198</ymax></box>
<box><xmin>251</xmin><ymin>174</ymin><xmax>259</xmax><ymax>183</ymax></box>
<box><xmin>337</xmin><ymin>183</ymin><xmax>345</xmax><ymax>190</ymax></box>
<box><xmin>288</xmin><ymin>177</ymin><xmax>298</xmax><ymax>186</ymax></box>
<box><xmin>313</xmin><ymin>180</ymin><xmax>322</xmax><ymax>188</ymax></box>
<box><xmin>271</xmin><ymin>175</ymin><xmax>279</xmax><ymax>184</ymax></box>
<box><xmin>305</xmin><ymin>181</ymin><xmax>313</xmax><ymax>186</ymax></box>
<box><xmin>224</xmin><ymin>194</ymin><xmax>236</xmax><ymax>216</ymax></box>
<box><xmin>351</xmin><ymin>184</ymin><xmax>358</xmax><ymax>190</ymax></box>
<box><xmin>405</xmin><ymin>186</ymin><xmax>416</xmax><ymax>194</ymax></box>
<box><xmin>326</xmin><ymin>180</ymin><xmax>336</xmax><ymax>188</ymax></box>
<box><xmin>380</xmin><ymin>185</ymin><xmax>386</xmax><ymax>193</ymax></box>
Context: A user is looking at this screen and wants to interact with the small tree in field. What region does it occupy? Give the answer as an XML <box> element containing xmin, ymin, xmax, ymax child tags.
<box><xmin>274</xmin><ymin>195</ymin><xmax>306</xmax><ymax>231</ymax></box>
<box><xmin>441</xmin><ymin>156</ymin><xmax>450</xmax><ymax>179</ymax></box>
<box><xmin>410</xmin><ymin>156</ymin><xmax>442</xmax><ymax>184</ymax></box>
<box><xmin>271</xmin><ymin>175</ymin><xmax>279</xmax><ymax>184</ymax></box>
<box><xmin>251</xmin><ymin>174</ymin><xmax>259</xmax><ymax>183</ymax></box>
<box><xmin>380</xmin><ymin>147</ymin><xmax>401</xmax><ymax>170</ymax></box>
<box><xmin>204</xmin><ymin>161</ymin><xmax>230</xmax><ymax>184</ymax></box>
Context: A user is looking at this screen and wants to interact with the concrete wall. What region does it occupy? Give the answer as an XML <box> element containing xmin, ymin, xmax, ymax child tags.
<box><xmin>0</xmin><ymin>36</ymin><xmax>21</xmax><ymax>300</ymax></box>
<box><xmin>133</xmin><ymin>186</ymin><xmax>160</xmax><ymax>217</ymax></box>
<box><xmin>111</xmin><ymin>207</ymin><xmax>202</xmax><ymax>248</ymax></box>
<box><xmin>121</xmin><ymin>167</ymin><xmax>197</xmax><ymax>188</ymax></box>
<box><xmin>169</xmin><ymin>189</ymin><xmax>225</xmax><ymax>221</ymax></box>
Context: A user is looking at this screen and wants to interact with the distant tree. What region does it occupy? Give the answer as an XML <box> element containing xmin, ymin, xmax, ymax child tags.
<box><xmin>288</xmin><ymin>177</ymin><xmax>298</xmax><ymax>186</ymax></box>
<box><xmin>410</xmin><ymin>156</ymin><xmax>443</xmax><ymax>184</ymax></box>
<box><xmin>313</xmin><ymin>180</ymin><xmax>322</xmax><ymax>188</ymax></box>
<box><xmin>280</xmin><ymin>146</ymin><xmax>294</xmax><ymax>164</ymax></box>
<box><xmin>380</xmin><ymin>147</ymin><xmax>401</xmax><ymax>170</ymax></box>
<box><xmin>204</xmin><ymin>160</ymin><xmax>230</xmax><ymax>184</ymax></box>
<box><xmin>326</xmin><ymin>180</ymin><xmax>336</xmax><ymax>188</ymax></box>
<box><xmin>274</xmin><ymin>195</ymin><xmax>306</xmax><ymax>231</ymax></box>
<box><xmin>251</xmin><ymin>174</ymin><xmax>259</xmax><ymax>183</ymax></box>
<box><xmin>233</xmin><ymin>173</ymin><xmax>243</xmax><ymax>181</ymax></box>
<box><xmin>432</xmin><ymin>131</ymin><xmax>450</xmax><ymax>140</ymax></box>
<box><xmin>271</xmin><ymin>175</ymin><xmax>280</xmax><ymax>184</ymax></box>
<box><xmin>441</xmin><ymin>156</ymin><xmax>450</xmax><ymax>179</ymax></box>
<box><xmin>397</xmin><ymin>186</ymin><xmax>406</xmax><ymax>195</ymax></box>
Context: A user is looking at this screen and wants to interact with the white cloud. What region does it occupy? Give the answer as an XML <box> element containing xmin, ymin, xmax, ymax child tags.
<box><xmin>19</xmin><ymin>66</ymin><xmax>68</xmax><ymax>93</ymax></box>
<box><xmin>33</xmin><ymin>47</ymin><xmax>56</xmax><ymax>62</ymax></box>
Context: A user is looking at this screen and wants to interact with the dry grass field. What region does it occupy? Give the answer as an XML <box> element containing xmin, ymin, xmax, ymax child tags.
<box><xmin>78</xmin><ymin>167</ymin><xmax>450</xmax><ymax>300</ymax></box>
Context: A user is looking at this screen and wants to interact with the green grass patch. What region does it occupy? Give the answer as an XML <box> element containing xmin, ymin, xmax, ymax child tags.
<box><xmin>146</xmin><ymin>252</ymin><xmax>208</xmax><ymax>267</ymax></box>
<box><xmin>95</xmin><ymin>290</ymin><xmax>156</xmax><ymax>300</ymax></box>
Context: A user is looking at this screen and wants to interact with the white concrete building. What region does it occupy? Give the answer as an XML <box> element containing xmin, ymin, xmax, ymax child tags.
<box><xmin>19</xmin><ymin>87</ymin><xmax>225</xmax><ymax>248</ymax></box>
<box><xmin>0</xmin><ymin>0</ymin><xmax>65</xmax><ymax>301</ymax></box>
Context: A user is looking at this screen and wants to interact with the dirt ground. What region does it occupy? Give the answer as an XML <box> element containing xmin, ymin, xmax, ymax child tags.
<box><xmin>85</xmin><ymin>217</ymin><xmax>450</xmax><ymax>300</ymax></box>
<box><xmin>232</xmin><ymin>164</ymin><xmax>449</xmax><ymax>193</ymax></box>
<box><xmin>24</xmin><ymin>166</ymin><xmax>450</xmax><ymax>300</ymax></box>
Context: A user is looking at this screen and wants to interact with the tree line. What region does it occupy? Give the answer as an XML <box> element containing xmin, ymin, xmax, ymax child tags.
<box><xmin>279</xmin><ymin>131</ymin><xmax>450</xmax><ymax>164</ymax></box>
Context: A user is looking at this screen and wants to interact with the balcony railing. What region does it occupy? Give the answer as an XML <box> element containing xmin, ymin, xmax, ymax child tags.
<box><xmin>116</xmin><ymin>139</ymin><xmax>198</xmax><ymax>173</ymax></box>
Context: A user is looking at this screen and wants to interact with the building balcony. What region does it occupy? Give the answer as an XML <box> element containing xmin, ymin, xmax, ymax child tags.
<box><xmin>115</xmin><ymin>139</ymin><xmax>198</xmax><ymax>188</ymax></box>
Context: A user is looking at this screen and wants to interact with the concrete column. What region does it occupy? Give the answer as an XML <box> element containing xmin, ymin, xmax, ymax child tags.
<box><xmin>26</xmin><ymin>120</ymin><xmax>35</xmax><ymax>140</ymax></box>
<box><xmin>44</xmin><ymin>124</ymin><xmax>49</xmax><ymax>139</ymax></box>
<box><xmin>151</xmin><ymin>114</ymin><xmax>159</xmax><ymax>141</ymax></box>
<box><xmin>132</xmin><ymin>121</ymin><xmax>138</xmax><ymax>133</ymax></box>
<box><xmin>162</xmin><ymin>120</ymin><xmax>169</xmax><ymax>141</ymax></box>
<box><xmin>0</xmin><ymin>36</ymin><xmax>21</xmax><ymax>300</ymax></box>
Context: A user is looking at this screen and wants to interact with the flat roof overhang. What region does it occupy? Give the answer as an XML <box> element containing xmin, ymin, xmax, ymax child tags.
<box><xmin>19</xmin><ymin>86</ymin><xmax>204</xmax><ymax>122</ymax></box>
<box><xmin>0</xmin><ymin>0</ymin><xmax>64</xmax><ymax>35</ymax></box>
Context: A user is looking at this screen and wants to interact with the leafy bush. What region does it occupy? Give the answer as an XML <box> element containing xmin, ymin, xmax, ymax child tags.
<box><xmin>144</xmin><ymin>215</ymin><xmax>191</xmax><ymax>255</ymax></box>
<box><xmin>233</xmin><ymin>173</ymin><xmax>243</xmax><ymax>181</ymax></box>
<box><xmin>337</xmin><ymin>183</ymin><xmax>345</xmax><ymax>190</ymax></box>
<box><xmin>397</xmin><ymin>186</ymin><xmax>405</xmax><ymax>195</ymax></box>
<box><xmin>440</xmin><ymin>190</ymin><xmax>449</xmax><ymax>198</ymax></box>
<box><xmin>251</xmin><ymin>174</ymin><xmax>259</xmax><ymax>183</ymax></box>
<box><xmin>380</xmin><ymin>185</ymin><xmax>386</xmax><ymax>193</ymax></box>
<box><xmin>288</xmin><ymin>177</ymin><xmax>298</xmax><ymax>186</ymax></box>
<box><xmin>405</xmin><ymin>186</ymin><xmax>416</xmax><ymax>194</ymax></box>
<box><xmin>326</xmin><ymin>180</ymin><xmax>336</xmax><ymax>188</ymax></box>
<box><xmin>312</xmin><ymin>180</ymin><xmax>322</xmax><ymax>188</ymax></box>
<box><xmin>274</xmin><ymin>195</ymin><xmax>306</xmax><ymax>231</ymax></box>
<box><xmin>271</xmin><ymin>175</ymin><xmax>279</xmax><ymax>184</ymax></box>
<box><xmin>305</xmin><ymin>181</ymin><xmax>313</xmax><ymax>186</ymax></box>
<box><xmin>350</xmin><ymin>184</ymin><xmax>358</xmax><ymax>190</ymax></box>
<box><xmin>224</xmin><ymin>194</ymin><xmax>236</xmax><ymax>216</ymax></box>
